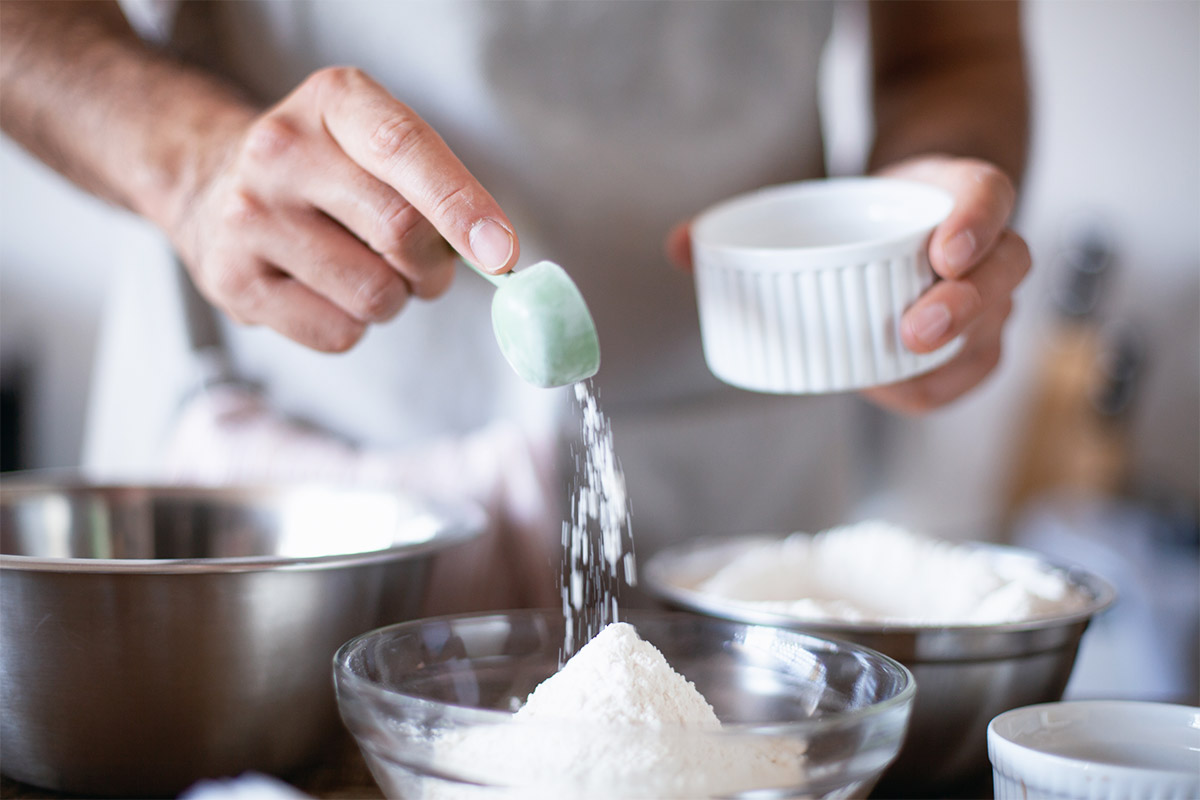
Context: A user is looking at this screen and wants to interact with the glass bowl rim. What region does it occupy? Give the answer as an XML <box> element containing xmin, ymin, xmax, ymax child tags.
<box><xmin>333</xmin><ymin>608</ymin><xmax>918</xmax><ymax>736</ymax></box>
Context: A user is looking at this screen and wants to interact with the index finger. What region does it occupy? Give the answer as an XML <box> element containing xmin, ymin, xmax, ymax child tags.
<box><xmin>314</xmin><ymin>67</ymin><xmax>518</xmax><ymax>274</ymax></box>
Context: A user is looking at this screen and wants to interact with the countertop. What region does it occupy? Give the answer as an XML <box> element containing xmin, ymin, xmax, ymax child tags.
<box><xmin>0</xmin><ymin>731</ymin><xmax>383</xmax><ymax>800</ymax></box>
<box><xmin>0</xmin><ymin>730</ymin><xmax>994</xmax><ymax>800</ymax></box>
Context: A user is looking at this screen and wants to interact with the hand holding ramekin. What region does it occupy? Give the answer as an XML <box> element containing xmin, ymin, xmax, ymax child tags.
<box><xmin>865</xmin><ymin>156</ymin><xmax>1029</xmax><ymax>413</ymax></box>
<box><xmin>690</xmin><ymin>177</ymin><xmax>959</xmax><ymax>394</ymax></box>
<box><xmin>683</xmin><ymin>158</ymin><xmax>1029</xmax><ymax>409</ymax></box>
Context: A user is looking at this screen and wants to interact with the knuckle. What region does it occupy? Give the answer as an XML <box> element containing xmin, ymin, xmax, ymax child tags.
<box><xmin>429</xmin><ymin>184</ymin><xmax>470</xmax><ymax>222</ymax></box>
<box><xmin>211</xmin><ymin>265</ymin><xmax>271</xmax><ymax>324</ymax></box>
<box><xmin>413</xmin><ymin>256</ymin><xmax>457</xmax><ymax>299</ymax></box>
<box><xmin>243</xmin><ymin>115</ymin><xmax>303</xmax><ymax>165</ymax></box>
<box><xmin>352</xmin><ymin>271</ymin><xmax>408</xmax><ymax>321</ymax></box>
<box><xmin>371</xmin><ymin>198</ymin><xmax>424</xmax><ymax>257</ymax></box>
<box><xmin>974</xmin><ymin>163</ymin><xmax>1017</xmax><ymax>212</ymax></box>
<box><xmin>990</xmin><ymin>230</ymin><xmax>1033</xmax><ymax>289</ymax></box>
<box><xmin>1010</xmin><ymin>232</ymin><xmax>1033</xmax><ymax>277</ymax></box>
<box><xmin>305</xmin><ymin>65</ymin><xmax>366</xmax><ymax>101</ymax></box>
<box><xmin>368</xmin><ymin>112</ymin><xmax>423</xmax><ymax>167</ymax></box>
<box><xmin>954</xmin><ymin>280</ymin><xmax>986</xmax><ymax>321</ymax></box>
<box><xmin>219</xmin><ymin>188</ymin><xmax>266</xmax><ymax>229</ymax></box>
<box><xmin>369</xmin><ymin>203</ymin><xmax>456</xmax><ymax>299</ymax></box>
<box><xmin>209</xmin><ymin>260</ymin><xmax>255</xmax><ymax>304</ymax></box>
<box><xmin>237</xmin><ymin>278</ymin><xmax>272</xmax><ymax>319</ymax></box>
<box><xmin>316</xmin><ymin>321</ymin><xmax>366</xmax><ymax>353</ymax></box>
<box><xmin>219</xmin><ymin>303</ymin><xmax>251</xmax><ymax>326</ymax></box>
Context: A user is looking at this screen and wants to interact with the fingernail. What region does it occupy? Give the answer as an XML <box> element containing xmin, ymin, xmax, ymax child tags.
<box><xmin>909</xmin><ymin>303</ymin><xmax>952</xmax><ymax>347</ymax></box>
<box><xmin>469</xmin><ymin>218</ymin><xmax>514</xmax><ymax>273</ymax></box>
<box><xmin>942</xmin><ymin>230</ymin><xmax>976</xmax><ymax>273</ymax></box>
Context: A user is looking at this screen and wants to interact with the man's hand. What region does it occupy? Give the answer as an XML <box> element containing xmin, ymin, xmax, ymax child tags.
<box><xmin>0</xmin><ymin>1</ymin><xmax>517</xmax><ymax>353</ymax></box>
<box><xmin>663</xmin><ymin>155</ymin><xmax>1030</xmax><ymax>411</ymax></box>
<box><xmin>172</xmin><ymin>67</ymin><xmax>518</xmax><ymax>352</ymax></box>
<box><xmin>861</xmin><ymin>155</ymin><xmax>1030</xmax><ymax>413</ymax></box>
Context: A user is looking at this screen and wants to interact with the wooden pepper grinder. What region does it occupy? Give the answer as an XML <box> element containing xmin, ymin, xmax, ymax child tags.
<box><xmin>1004</xmin><ymin>231</ymin><xmax>1144</xmax><ymax>522</ymax></box>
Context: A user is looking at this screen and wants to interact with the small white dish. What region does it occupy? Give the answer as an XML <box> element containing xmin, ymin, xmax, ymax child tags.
<box><xmin>988</xmin><ymin>700</ymin><xmax>1200</xmax><ymax>800</ymax></box>
<box><xmin>690</xmin><ymin>177</ymin><xmax>957</xmax><ymax>394</ymax></box>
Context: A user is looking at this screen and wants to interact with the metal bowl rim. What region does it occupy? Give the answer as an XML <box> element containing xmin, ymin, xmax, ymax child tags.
<box><xmin>333</xmin><ymin>608</ymin><xmax>918</xmax><ymax>734</ymax></box>
<box><xmin>641</xmin><ymin>534</ymin><xmax>1118</xmax><ymax>636</ymax></box>
<box><xmin>0</xmin><ymin>477</ymin><xmax>487</xmax><ymax>574</ymax></box>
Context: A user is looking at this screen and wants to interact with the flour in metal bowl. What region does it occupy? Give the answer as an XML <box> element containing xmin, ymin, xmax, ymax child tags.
<box><xmin>694</xmin><ymin>520</ymin><xmax>1093</xmax><ymax>625</ymax></box>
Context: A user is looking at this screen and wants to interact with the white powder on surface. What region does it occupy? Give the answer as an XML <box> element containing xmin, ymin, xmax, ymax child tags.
<box><xmin>694</xmin><ymin>520</ymin><xmax>1092</xmax><ymax>625</ymax></box>
<box><xmin>561</xmin><ymin>381</ymin><xmax>636</xmax><ymax>659</ymax></box>
<box><xmin>426</xmin><ymin>623</ymin><xmax>806</xmax><ymax>799</ymax></box>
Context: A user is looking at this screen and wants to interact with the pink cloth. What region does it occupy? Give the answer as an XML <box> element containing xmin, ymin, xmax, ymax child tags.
<box><xmin>163</xmin><ymin>385</ymin><xmax>560</xmax><ymax>614</ymax></box>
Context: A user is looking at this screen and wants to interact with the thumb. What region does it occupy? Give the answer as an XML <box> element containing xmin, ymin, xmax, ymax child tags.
<box><xmin>664</xmin><ymin>221</ymin><xmax>693</xmax><ymax>272</ymax></box>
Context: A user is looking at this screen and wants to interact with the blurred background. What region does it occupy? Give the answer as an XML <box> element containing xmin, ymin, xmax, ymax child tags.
<box><xmin>2</xmin><ymin>1</ymin><xmax>1197</xmax><ymax>702</ymax></box>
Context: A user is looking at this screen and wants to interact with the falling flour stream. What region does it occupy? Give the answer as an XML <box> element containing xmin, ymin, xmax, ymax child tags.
<box><xmin>560</xmin><ymin>380</ymin><xmax>637</xmax><ymax>660</ymax></box>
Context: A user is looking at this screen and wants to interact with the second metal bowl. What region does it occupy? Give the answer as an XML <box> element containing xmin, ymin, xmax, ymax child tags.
<box><xmin>643</xmin><ymin>535</ymin><xmax>1116</xmax><ymax>797</ymax></box>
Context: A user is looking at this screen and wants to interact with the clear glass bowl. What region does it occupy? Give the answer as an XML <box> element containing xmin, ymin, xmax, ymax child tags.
<box><xmin>334</xmin><ymin>610</ymin><xmax>915</xmax><ymax>799</ymax></box>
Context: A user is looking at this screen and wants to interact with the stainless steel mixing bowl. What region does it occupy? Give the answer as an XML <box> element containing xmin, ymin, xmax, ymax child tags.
<box><xmin>642</xmin><ymin>536</ymin><xmax>1117</xmax><ymax>798</ymax></box>
<box><xmin>0</xmin><ymin>477</ymin><xmax>485</xmax><ymax>797</ymax></box>
<box><xmin>335</xmin><ymin>609</ymin><xmax>916</xmax><ymax>799</ymax></box>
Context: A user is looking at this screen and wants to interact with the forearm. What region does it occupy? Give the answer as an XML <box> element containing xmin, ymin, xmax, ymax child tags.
<box><xmin>0</xmin><ymin>1</ymin><xmax>254</xmax><ymax>234</ymax></box>
<box><xmin>867</xmin><ymin>0</ymin><xmax>1030</xmax><ymax>184</ymax></box>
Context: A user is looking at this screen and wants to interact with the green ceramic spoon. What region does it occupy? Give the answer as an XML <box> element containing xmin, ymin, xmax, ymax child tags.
<box><xmin>465</xmin><ymin>259</ymin><xmax>601</xmax><ymax>388</ymax></box>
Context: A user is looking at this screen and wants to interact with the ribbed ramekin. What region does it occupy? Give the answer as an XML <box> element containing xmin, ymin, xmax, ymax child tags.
<box><xmin>988</xmin><ymin>701</ymin><xmax>1200</xmax><ymax>800</ymax></box>
<box><xmin>691</xmin><ymin>178</ymin><xmax>958</xmax><ymax>394</ymax></box>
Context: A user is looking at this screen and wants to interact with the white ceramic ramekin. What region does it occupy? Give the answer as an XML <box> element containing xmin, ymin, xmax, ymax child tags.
<box><xmin>690</xmin><ymin>178</ymin><xmax>958</xmax><ymax>394</ymax></box>
<box><xmin>988</xmin><ymin>701</ymin><xmax>1200</xmax><ymax>800</ymax></box>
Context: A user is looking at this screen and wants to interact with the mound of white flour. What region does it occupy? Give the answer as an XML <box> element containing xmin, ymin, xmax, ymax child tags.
<box><xmin>427</xmin><ymin>623</ymin><xmax>805</xmax><ymax>799</ymax></box>
<box><xmin>518</xmin><ymin>621</ymin><xmax>720</xmax><ymax>728</ymax></box>
<box><xmin>695</xmin><ymin>520</ymin><xmax>1091</xmax><ymax>625</ymax></box>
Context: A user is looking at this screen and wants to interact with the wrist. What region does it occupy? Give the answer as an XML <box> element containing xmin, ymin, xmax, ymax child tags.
<box><xmin>126</xmin><ymin>80</ymin><xmax>256</xmax><ymax>241</ymax></box>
